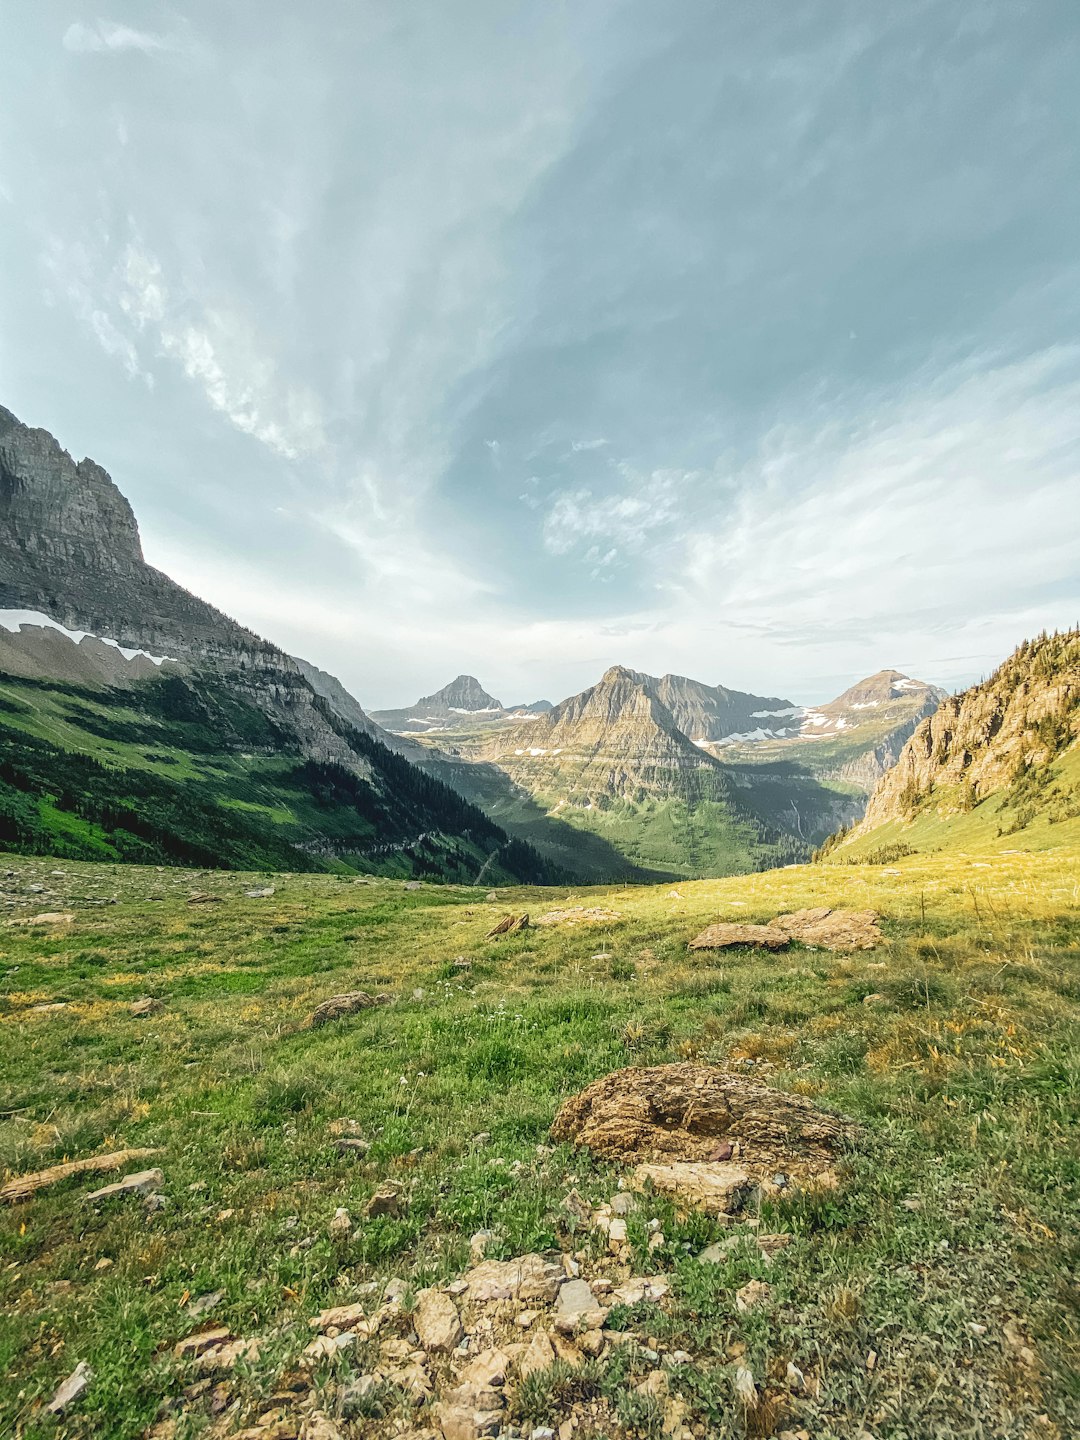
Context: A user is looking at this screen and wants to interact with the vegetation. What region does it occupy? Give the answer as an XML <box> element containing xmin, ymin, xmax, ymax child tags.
<box><xmin>1</xmin><ymin>841</ymin><xmax>1077</xmax><ymax>1437</ymax></box>
<box><xmin>0</xmin><ymin>671</ymin><xmax>557</xmax><ymax>886</ymax></box>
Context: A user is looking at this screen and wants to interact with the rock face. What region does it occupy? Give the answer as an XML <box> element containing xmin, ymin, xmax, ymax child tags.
<box><xmin>551</xmin><ymin>1063</ymin><xmax>857</xmax><ymax>1183</ymax></box>
<box><xmin>854</xmin><ymin>629</ymin><xmax>1080</xmax><ymax>834</ymax></box>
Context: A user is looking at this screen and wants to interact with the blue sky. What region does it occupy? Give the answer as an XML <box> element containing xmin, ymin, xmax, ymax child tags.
<box><xmin>2</xmin><ymin>1</ymin><xmax>1078</xmax><ymax>708</ymax></box>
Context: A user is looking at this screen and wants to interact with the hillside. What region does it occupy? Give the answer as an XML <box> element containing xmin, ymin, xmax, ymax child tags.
<box><xmin>831</xmin><ymin>629</ymin><xmax>1080</xmax><ymax>860</ymax></box>
<box><xmin>0</xmin><ymin>407</ymin><xmax>554</xmax><ymax>885</ymax></box>
<box><xmin>476</xmin><ymin>666</ymin><xmax>843</xmax><ymax>878</ymax></box>
<box><xmin>0</xmin><ymin>843</ymin><xmax>1076</xmax><ymax>1437</ymax></box>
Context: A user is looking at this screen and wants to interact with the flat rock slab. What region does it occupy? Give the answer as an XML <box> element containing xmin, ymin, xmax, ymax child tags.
<box><xmin>687</xmin><ymin>923</ymin><xmax>788</xmax><ymax>951</ymax></box>
<box><xmin>632</xmin><ymin>1161</ymin><xmax>753</xmax><ymax>1215</ymax></box>
<box><xmin>85</xmin><ymin>1168</ymin><xmax>163</xmax><ymax>1203</ymax></box>
<box><xmin>461</xmin><ymin>1254</ymin><xmax>563</xmax><ymax>1304</ymax></box>
<box><xmin>302</xmin><ymin>991</ymin><xmax>390</xmax><ymax>1029</ymax></box>
<box><xmin>773</xmin><ymin>907</ymin><xmax>884</xmax><ymax>950</ymax></box>
<box><xmin>555</xmin><ymin>1277</ymin><xmax>599</xmax><ymax>1318</ymax></box>
<box><xmin>534</xmin><ymin>907</ymin><xmax>623</xmax><ymax>927</ymax></box>
<box><xmin>550</xmin><ymin>1063</ymin><xmax>858</xmax><ymax>1185</ymax></box>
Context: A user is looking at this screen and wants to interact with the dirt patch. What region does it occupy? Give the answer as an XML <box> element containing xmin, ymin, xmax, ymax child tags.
<box><xmin>534</xmin><ymin>907</ymin><xmax>623</xmax><ymax>927</ymax></box>
<box><xmin>550</xmin><ymin>1063</ymin><xmax>858</xmax><ymax>1201</ymax></box>
<box><xmin>687</xmin><ymin>922</ymin><xmax>788</xmax><ymax>951</ymax></box>
<box><xmin>773</xmin><ymin>907</ymin><xmax>884</xmax><ymax>950</ymax></box>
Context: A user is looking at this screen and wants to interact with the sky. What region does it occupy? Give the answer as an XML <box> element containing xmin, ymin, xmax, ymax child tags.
<box><xmin>1</xmin><ymin>1</ymin><xmax>1079</xmax><ymax>709</ymax></box>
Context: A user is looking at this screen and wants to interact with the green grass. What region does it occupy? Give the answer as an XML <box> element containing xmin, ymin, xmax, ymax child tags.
<box><xmin>0</xmin><ymin>842</ymin><xmax>1078</xmax><ymax>1437</ymax></box>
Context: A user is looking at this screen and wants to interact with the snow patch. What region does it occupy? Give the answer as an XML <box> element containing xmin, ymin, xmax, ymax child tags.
<box><xmin>892</xmin><ymin>678</ymin><xmax>923</xmax><ymax>692</ymax></box>
<box><xmin>850</xmin><ymin>701</ymin><xmax>880</xmax><ymax>709</ymax></box>
<box><xmin>751</xmin><ymin>706</ymin><xmax>803</xmax><ymax>719</ymax></box>
<box><xmin>0</xmin><ymin>609</ymin><xmax>175</xmax><ymax>665</ymax></box>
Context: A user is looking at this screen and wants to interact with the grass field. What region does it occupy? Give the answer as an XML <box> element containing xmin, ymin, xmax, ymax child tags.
<box><xmin>1</xmin><ymin>840</ymin><xmax>1078</xmax><ymax>1438</ymax></box>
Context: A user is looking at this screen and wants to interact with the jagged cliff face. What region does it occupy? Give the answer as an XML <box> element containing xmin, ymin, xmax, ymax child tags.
<box><xmin>857</xmin><ymin>630</ymin><xmax>1080</xmax><ymax>831</ymax></box>
<box><xmin>484</xmin><ymin>665</ymin><xmax>722</xmax><ymax>804</ymax></box>
<box><xmin>0</xmin><ymin>404</ymin><xmax>385</xmax><ymax>772</ymax></box>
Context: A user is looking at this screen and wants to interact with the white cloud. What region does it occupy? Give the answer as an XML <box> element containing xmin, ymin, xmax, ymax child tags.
<box><xmin>62</xmin><ymin>20</ymin><xmax>173</xmax><ymax>55</ymax></box>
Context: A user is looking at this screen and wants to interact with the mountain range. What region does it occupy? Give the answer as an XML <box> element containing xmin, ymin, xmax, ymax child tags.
<box><xmin>0</xmin><ymin>399</ymin><xmax>979</xmax><ymax>883</ymax></box>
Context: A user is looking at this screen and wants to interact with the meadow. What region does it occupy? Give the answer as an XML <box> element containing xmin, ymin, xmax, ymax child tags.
<box><xmin>0</xmin><ymin>839</ymin><xmax>1077</xmax><ymax>1438</ymax></box>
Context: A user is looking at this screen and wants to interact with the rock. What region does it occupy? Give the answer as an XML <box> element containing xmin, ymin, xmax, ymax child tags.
<box><xmin>365</xmin><ymin>1183</ymin><xmax>403</xmax><ymax>1217</ymax></box>
<box><xmin>335</xmin><ymin>1138</ymin><xmax>371</xmax><ymax>1156</ymax></box>
<box><xmin>327</xmin><ymin>1118</ymin><xmax>363</xmax><ymax>1137</ymax></box>
<box><xmin>414</xmin><ymin>1288</ymin><xmax>464</xmax><ymax>1352</ymax></box>
<box><xmin>385</xmin><ymin>1362</ymin><xmax>432</xmax><ymax>1402</ymax></box>
<box><xmin>635</xmin><ymin>1369</ymin><xmax>668</xmax><ymax>1398</ymax></box>
<box><xmin>302</xmin><ymin>991</ymin><xmax>390</xmax><ymax>1029</ymax></box>
<box><xmin>561</xmin><ymin>1188</ymin><xmax>592</xmax><ymax>1228</ymax></box>
<box><xmin>245</xmin><ymin>886</ymin><xmax>276</xmax><ymax>899</ymax></box>
<box><xmin>469</xmin><ymin>1229</ymin><xmax>494</xmax><ymax>1262</ymax></box>
<box><xmin>518</xmin><ymin>1328</ymin><xmax>556</xmax><ymax>1378</ymax></box>
<box><xmin>485</xmin><ymin>913</ymin><xmax>529</xmax><ymax>937</ymax></box>
<box><xmin>786</xmin><ymin>1361</ymin><xmax>805</xmax><ymax>1390</ymax></box>
<box><xmin>461</xmin><ymin>1254</ymin><xmax>563</xmax><ymax>1304</ymax></box>
<box><xmin>773</xmin><ymin>907</ymin><xmax>884</xmax><ymax>951</ymax></box>
<box><xmin>555</xmin><ymin>1278</ymin><xmax>599</xmax><ymax>1320</ymax></box>
<box><xmin>329</xmin><ymin>1206</ymin><xmax>352</xmax><ymax>1238</ymax></box>
<box><xmin>197</xmin><ymin>1336</ymin><xmax>262</xmax><ymax>1372</ymax></box>
<box><xmin>607</xmin><ymin>1217</ymin><xmax>628</xmax><ymax>1249</ymax></box>
<box><xmin>459</xmin><ymin>1347</ymin><xmax>509</xmax><ymax>1389</ymax></box>
<box><xmin>187</xmin><ymin>892</ymin><xmax>223</xmax><ymax>905</ymax></box>
<box><xmin>299</xmin><ymin>1415</ymin><xmax>344</xmax><ymax>1440</ymax></box>
<box><xmin>610</xmin><ymin>1191</ymin><xmax>635</xmax><ymax>1216</ymax></box>
<box><xmin>735</xmin><ymin>1279</ymin><xmax>771</xmax><ymax>1313</ymax></box>
<box><xmin>130</xmin><ymin>996</ymin><xmax>164</xmax><ymax>1016</ymax></box>
<box><xmin>432</xmin><ymin>1400</ymin><xmax>503</xmax><ymax>1440</ymax></box>
<box><xmin>303</xmin><ymin>1332</ymin><xmax>358</xmax><ymax>1362</ymax></box>
<box><xmin>734</xmin><ymin>1365</ymin><xmax>757</xmax><ymax>1405</ymax></box>
<box><xmin>175</xmin><ymin>1324</ymin><xmax>234</xmax><ymax>1359</ymax></box>
<box><xmin>186</xmin><ymin>1290</ymin><xmax>225</xmax><ymax>1321</ymax></box>
<box><xmin>0</xmin><ymin>1145</ymin><xmax>161</xmax><ymax>1204</ymax></box>
<box><xmin>46</xmin><ymin>1361</ymin><xmax>91</xmax><ymax>1414</ymax></box>
<box><xmin>551</xmin><ymin>1062</ymin><xmax>857</xmax><ymax>1190</ymax></box>
<box><xmin>633</xmin><ymin>1161</ymin><xmax>753</xmax><ymax>1215</ymax></box>
<box><xmin>611</xmin><ymin>1276</ymin><xmax>671</xmax><ymax>1306</ymax></box>
<box><xmin>550</xmin><ymin>1332</ymin><xmax>584</xmax><ymax>1368</ymax></box>
<box><xmin>687</xmin><ymin>922</ymin><xmax>788</xmax><ymax>951</ymax></box>
<box><xmin>85</xmin><ymin>1168</ymin><xmax>164</xmax><ymax>1203</ymax></box>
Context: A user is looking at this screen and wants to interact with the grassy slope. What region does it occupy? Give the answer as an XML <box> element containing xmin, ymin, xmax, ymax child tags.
<box><xmin>0</xmin><ymin>844</ymin><xmax>1077</xmax><ymax>1438</ymax></box>
<box><xmin>0</xmin><ymin>674</ymin><xmax>545</xmax><ymax>885</ymax></box>
<box><xmin>835</xmin><ymin>743</ymin><xmax>1080</xmax><ymax>862</ymax></box>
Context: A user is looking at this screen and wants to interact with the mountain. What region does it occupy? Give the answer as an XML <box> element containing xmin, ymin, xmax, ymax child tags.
<box><xmin>713</xmin><ymin>668</ymin><xmax>946</xmax><ymax>792</ymax></box>
<box><xmin>828</xmin><ymin>629</ymin><xmax>1080</xmax><ymax>858</ymax></box>
<box><xmin>0</xmin><ymin>404</ymin><xmax>555</xmax><ymax>884</ymax></box>
<box><xmin>650</xmin><ymin>673</ymin><xmax>796</xmax><ymax>743</ymax></box>
<box><xmin>371</xmin><ymin>675</ymin><xmax>550</xmax><ymax>735</ymax></box>
<box><xmin>475</xmin><ymin>664</ymin><xmax>849</xmax><ymax>878</ymax></box>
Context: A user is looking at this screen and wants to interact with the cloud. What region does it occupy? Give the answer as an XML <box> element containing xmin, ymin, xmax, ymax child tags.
<box><xmin>62</xmin><ymin>20</ymin><xmax>173</xmax><ymax>55</ymax></box>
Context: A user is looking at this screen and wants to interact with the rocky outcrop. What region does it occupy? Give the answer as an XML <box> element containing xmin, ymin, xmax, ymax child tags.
<box><xmin>857</xmin><ymin>629</ymin><xmax>1080</xmax><ymax>830</ymax></box>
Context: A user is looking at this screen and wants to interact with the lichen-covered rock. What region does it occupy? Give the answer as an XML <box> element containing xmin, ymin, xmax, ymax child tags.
<box><xmin>772</xmin><ymin>908</ymin><xmax>884</xmax><ymax>950</ymax></box>
<box><xmin>551</xmin><ymin>1063</ymin><xmax>857</xmax><ymax>1192</ymax></box>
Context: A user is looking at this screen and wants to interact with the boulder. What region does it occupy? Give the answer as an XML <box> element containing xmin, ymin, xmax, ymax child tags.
<box><xmin>550</xmin><ymin>1064</ymin><xmax>857</xmax><ymax>1189</ymax></box>
<box><xmin>633</xmin><ymin>1160</ymin><xmax>752</xmax><ymax>1215</ymax></box>
<box><xmin>461</xmin><ymin>1254</ymin><xmax>563</xmax><ymax>1304</ymax></box>
<box><xmin>687</xmin><ymin>922</ymin><xmax>788</xmax><ymax>951</ymax></box>
<box><xmin>85</xmin><ymin>1168</ymin><xmax>164</xmax><ymax>1203</ymax></box>
<box><xmin>773</xmin><ymin>907</ymin><xmax>884</xmax><ymax>950</ymax></box>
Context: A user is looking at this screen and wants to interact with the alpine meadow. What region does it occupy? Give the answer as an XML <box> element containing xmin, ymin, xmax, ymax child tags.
<box><xmin>1</xmin><ymin>7</ymin><xmax>1079</xmax><ymax>1440</ymax></box>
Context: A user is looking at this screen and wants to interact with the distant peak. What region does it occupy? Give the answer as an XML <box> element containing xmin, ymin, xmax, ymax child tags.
<box><xmin>599</xmin><ymin>664</ymin><xmax>649</xmax><ymax>686</ymax></box>
<box><xmin>417</xmin><ymin>674</ymin><xmax>504</xmax><ymax>711</ymax></box>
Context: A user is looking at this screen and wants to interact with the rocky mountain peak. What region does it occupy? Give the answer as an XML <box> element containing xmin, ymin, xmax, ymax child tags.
<box><xmin>417</xmin><ymin>675</ymin><xmax>504</xmax><ymax>712</ymax></box>
<box><xmin>829</xmin><ymin>669</ymin><xmax>944</xmax><ymax>711</ymax></box>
